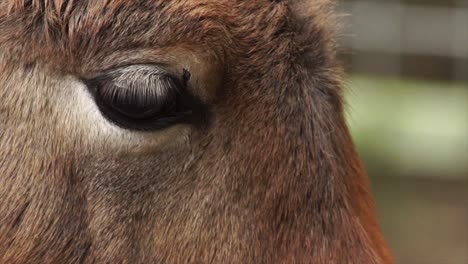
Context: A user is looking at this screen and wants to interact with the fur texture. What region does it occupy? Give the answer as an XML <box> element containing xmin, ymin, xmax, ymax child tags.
<box><xmin>0</xmin><ymin>0</ymin><xmax>393</xmax><ymax>263</ymax></box>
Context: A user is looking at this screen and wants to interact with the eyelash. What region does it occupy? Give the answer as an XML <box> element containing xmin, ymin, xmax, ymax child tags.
<box><xmin>84</xmin><ymin>66</ymin><xmax>202</xmax><ymax>131</ymax></box>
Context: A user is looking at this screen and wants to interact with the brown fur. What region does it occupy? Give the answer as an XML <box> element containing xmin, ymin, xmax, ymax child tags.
<box><xmin>0</xmin><ymin>0</ymin><xmax>393</xmax><ymax>263</ymax></box>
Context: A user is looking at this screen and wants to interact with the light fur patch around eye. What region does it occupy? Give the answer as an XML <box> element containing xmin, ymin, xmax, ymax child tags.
<box><xmin>61</xmin><ymin>77</ymin><xmax>191</xmax><ymax>152</ymax></box>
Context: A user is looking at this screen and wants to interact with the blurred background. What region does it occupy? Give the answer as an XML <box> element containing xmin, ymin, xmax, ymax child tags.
<box><xmin>336</xmin><ymin>0</ymin><xmax>468</xmax><ymax>263</ymax></box>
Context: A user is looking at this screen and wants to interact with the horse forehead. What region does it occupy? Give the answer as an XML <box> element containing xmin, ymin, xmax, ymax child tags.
<box><xmin>5</xmin><ymin>0</ymin><xmax>271</xmax><ymax>27</ymax></box>
<box><xmin>1</xmin><ymin>0</ymin><xmax>280</xmax><ymax>70</ymax></box>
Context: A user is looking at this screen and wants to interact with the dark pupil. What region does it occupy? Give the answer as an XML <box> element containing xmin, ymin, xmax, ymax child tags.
<box><xmin>113</xmin><ymin>97</ymin><xmax>159</xmax><ymax>119</ymax></box>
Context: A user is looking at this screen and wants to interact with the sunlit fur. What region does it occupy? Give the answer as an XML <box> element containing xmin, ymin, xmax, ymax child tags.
<box><xmin>0</xmin><ymin>0</ymin><xmax>393</xmax><ymax>263</ymax></box>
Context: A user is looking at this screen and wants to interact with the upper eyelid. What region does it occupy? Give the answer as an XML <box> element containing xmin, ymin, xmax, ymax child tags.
<box><xmin>110</xmin><ymin>65</ymin><xmax>169</xmax><ymax>77</ymax></box>
<box><xmin>110</xmin><ymin>66</ymin><xmax>171</xmax><ymax>88</ymax></box>
<box><xmin>82</xmin><ymin>63</ymin><xmax>181</xmax><ymax>81</ymax></box>
<box><xmin>85</xmin><ymin>65</ymin><xmax>191</xmax><ymax>92</ymax></box>
<box><xmin>82</xmin><ymin>65</ymin><xmax>191</xmax><ymax>100</ymax></box>
<box><xmin>85</xmin><ymin>65</ymin><xmax>190</xmax><ymax>93</ymax></box>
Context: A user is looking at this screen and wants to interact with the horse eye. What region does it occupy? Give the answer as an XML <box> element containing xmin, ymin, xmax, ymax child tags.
<box><xmin>84</xmin><ymin>65</ymin><xmax>196</xmax><ymax>131</ymax></box>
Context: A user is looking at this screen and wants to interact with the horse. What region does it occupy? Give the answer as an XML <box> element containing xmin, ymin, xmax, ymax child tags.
<box><xmin>0</xmin><ymin>0</ymin><xmax>393</xmax><ymax>263</ymax></box>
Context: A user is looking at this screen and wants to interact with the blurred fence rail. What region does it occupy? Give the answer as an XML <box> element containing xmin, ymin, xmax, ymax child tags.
<box><xmin>338</xmin><ymin>0</ymin><xmax>468</xmax><ymax>82</ymax></box>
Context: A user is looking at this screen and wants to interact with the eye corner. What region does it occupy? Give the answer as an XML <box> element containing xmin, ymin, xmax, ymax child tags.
<box><xmin>182</xmin><ymin>68</ymin><xmax>192</xmax><ymax>84</ymax></box>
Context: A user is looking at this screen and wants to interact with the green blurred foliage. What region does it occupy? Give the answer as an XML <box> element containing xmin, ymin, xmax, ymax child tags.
<box><xmin>346</xmin><ymin>75</ymin><xmax>468</xmax><ymax>179</ymax></box>
<box><xmin>345</xmin><ymin>75</ymin><xmax>468</xmax><ymax>264</ymax></box>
